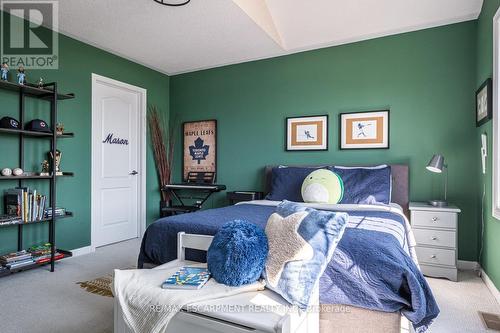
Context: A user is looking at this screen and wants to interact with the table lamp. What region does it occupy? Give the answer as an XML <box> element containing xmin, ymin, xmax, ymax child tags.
<box><xmin>426</xmin><ymin>154</ymin><xmax>448</xmax><ymax>207</ymax></box>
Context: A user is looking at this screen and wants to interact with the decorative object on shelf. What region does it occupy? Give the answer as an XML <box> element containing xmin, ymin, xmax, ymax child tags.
<box><xmin>40</xmin><ymin>160</ymin><xmax>50</xmax><ymax>176</ymax></box>
<box><xmin>1</xmin><ymin>168</ymin><xmax>12</xmax><ymax>176</ymax></box>
<box><xmin>0</xmin><ymin>62</ymin><xmax>8</xmax><ymax>81</ymax></box>
<box><xmin>339</xmin><ymin>110</ymin><xmax>390</xmax><ymax>149</ymax></box>
<box><xmin>183</xmin><ymin>119</ymin><xmax>216</xmax><ymax>181</ymax></box>
<box><xmin>36</xmin><ymin>77</ymin><xmax>44</xmax><ymax>89</ymax></box>
<box><xmin>17</xmin><ymin>66</ymin><xmax>26</xmax><ymax>85</ymax></box>
<box><xmin>0</xmin><ymin>116</ymin><xmax>20</xmax><ymax>129</ymax></box>
<box><xmin>476</xmin><ymin>78</ymin><xmax>492</xmax><ymax>127</ymax></box>
<box><xmin>12</xmin><ymin>168</ymin><xmax>23</xmax><ymax>176</ymax></box>
<box><xmin>152</xmin><ymin>0</ymin><xmax>190</xmax><ymax>7</ymax></box>
<box><xmin>148</xmin><ymin>105</ymin><xmax>176</xmax><ymax>205</ymax></box>
<box><xmin>56</xmin><ymin>123</ymin><xmax>64</xmax><ymax>135</ymax></box>
<box><xmin>48</xmin><ymin>150</ymin><xmax>63</xmax><ymax>176</ymax></box>
<box><xmin>426</xmin><ymin>154</ymin><xmax>448</xmax><ymax>207</ymax></box>
<box><xmin>25</xmin><ymin>119</ymin><xmax>51</xmax><ymax>133</ymax></box>
<box><xmin>285</xmin><ymin>115</ymin><xmax>328</xmax><ymax>151</ymax></box>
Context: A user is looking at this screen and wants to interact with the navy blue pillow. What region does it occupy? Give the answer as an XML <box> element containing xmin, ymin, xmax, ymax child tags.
<box><xmin>266</xmin><ymin>166</ymin><xmax>323</xmax><ymax>202</ymax></box>
<box><xmin>330</xmin><ymin>165</ymin><xmax>391</xmax><ymax>205</ymax></box>
<box><xmin>207</xmin><ymin>220</ymin><xmax>268</xmax><ymax>286</ymax></box>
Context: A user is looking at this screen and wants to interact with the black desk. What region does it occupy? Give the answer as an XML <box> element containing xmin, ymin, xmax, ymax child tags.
<box><xmin>161</xmin><ymin>183</ymin><xmax>226</xmax><ymax>216</ymax></box>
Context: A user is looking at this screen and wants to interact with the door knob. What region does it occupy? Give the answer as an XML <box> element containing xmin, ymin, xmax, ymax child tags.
<box><xmin>129</xmin><ymin>170</ymin><xmax>138</xmax><ymax>175</ymax></box>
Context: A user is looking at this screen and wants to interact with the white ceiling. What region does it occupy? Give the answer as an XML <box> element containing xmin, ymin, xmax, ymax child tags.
<box><xmin>52</xmin><ymin>0</ymin><xmax>482</xmax><ymax>75</ymax></box>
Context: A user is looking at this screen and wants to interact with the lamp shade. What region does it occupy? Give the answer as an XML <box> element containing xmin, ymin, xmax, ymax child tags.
<box><xmin>426</xmin><ymin>154</ymin><xmax>445</xmax><ymax>173</ymax></box>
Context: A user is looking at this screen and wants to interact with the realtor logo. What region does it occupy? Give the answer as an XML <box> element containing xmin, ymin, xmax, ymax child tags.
<box><xmin>1</xmin><ymin>0</ymin><xmax>58</xmax><ymax>69</ymax></box>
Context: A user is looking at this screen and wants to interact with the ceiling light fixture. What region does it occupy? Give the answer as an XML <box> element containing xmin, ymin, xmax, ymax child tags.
<box><xmin>153</xmin><ymin>0</ymin><xmax>190</xmax><ymax>6</ymax></box>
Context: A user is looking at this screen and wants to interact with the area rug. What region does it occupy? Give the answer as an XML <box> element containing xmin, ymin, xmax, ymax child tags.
<box><xmin>77</xmin><ymin>275</ymin><xmax>114</xmax><ymax>297</ymax></box>
<box><xmin>77</xmin><ymin>267</ymin><xmax>135</xmax><ymax>297</ymax></box>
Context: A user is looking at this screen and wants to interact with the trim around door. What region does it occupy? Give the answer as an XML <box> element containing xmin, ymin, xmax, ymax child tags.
<box><xmin>91</xmin><ymin>73</ymin><xmax>147</xmax><ymax>250</ymax></box>
<box><xmin>493</xmin><ymin>9</ymin><xmax>500</xmax><ymax>220</ymax></box>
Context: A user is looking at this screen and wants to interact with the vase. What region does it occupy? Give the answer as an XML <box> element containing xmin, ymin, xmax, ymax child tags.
<box><xmin>160</xmin><ymin>200</ymin><xmax>172</xmax><ymax>218</ymax></box>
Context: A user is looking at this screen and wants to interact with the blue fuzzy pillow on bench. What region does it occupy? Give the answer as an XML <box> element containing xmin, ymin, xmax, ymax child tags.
<box><xmin>207</xmin><ymin>220</ymin><xmax>268</xmax><ymax>286</ymax></box>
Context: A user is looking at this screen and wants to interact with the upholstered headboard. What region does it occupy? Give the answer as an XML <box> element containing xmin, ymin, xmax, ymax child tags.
<box><xmin>263</xmin><ymin>164</ymin><xmax>410</xmax><ymax>219</ymax></box>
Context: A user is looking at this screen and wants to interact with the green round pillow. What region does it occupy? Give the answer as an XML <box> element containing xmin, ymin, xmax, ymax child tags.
<box><xmin>301</xmin><ymin>169</ymin><xmax>344</xmax><ymax>204</ymax></box>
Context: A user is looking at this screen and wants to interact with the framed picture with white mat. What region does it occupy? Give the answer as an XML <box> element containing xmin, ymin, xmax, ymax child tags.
<box><xmin>339</xmin><ymin>110</ymin><xmax>389</xmax><ymax>150</ymax></box>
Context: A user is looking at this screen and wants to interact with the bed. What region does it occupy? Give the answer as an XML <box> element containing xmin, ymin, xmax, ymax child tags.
<box><xmin>138</xmin><ymin>165</ymin><xmax>439</xmax><ymax>333</ymax></box>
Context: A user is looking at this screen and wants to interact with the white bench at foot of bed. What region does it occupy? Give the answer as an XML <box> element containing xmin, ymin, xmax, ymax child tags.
<box><xmin>114</xmin><ymin>232</ymin><xmax>319</xmax><ymax>333</ymax></box>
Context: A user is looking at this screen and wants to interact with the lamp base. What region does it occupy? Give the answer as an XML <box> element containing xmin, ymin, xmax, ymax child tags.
<box><xmin>429</xmin><ymin>200</ymin><xmax>448</xmax><ymax>207</ymax></box>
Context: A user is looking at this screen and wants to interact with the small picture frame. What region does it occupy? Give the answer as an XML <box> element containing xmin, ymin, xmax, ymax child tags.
<box><xmin>285</xmin><ymin>115</ymin><xmax>328</xmax><ymax>151</ymax></box>
<box><xmin>339</xmin><ymin>110</ymin><xmax>389</xmax><ymax>150</ymax></box>
<box><xmin>476</xmin><ymin>78</ymin><xmax>492</xmax><ymax>127</ymax></box>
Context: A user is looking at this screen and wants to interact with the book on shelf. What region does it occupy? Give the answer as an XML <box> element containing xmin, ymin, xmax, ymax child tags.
<box><xmin>27</xmin><ymin>243</ymin><xmax>64</xmax><ymax>264</ymax></box>
<box><xmin>27</xmin><ymin>243</ymin><xmax>52</xmax><ymax>257</ymax></box>
<box><xmin>44</xmin><ymin>207</ymin><xmax>66</xmax><ymax>218</ymax></box>
<box><xmin>35</xmin><ymin>253</ymin><xmax>64</xmax><ymax>264</ymax></box>
<box><xmin>0</xmin><ymin>214</ymin><xmax>22</xmax><ymax>225</ymax></box>
<box><xmin>0</xmin><ymin>250</ymin><xmax>32</xmax><ymax>264</ymax></box>
<box><xmin>6</xmin><ymin>258</ymin><xmax>35</xmax><ymax>269</ymax></box>
<box><xmin>3</xmin><ymin>187</ymin><xmax>47</xmax><ymax>223</ymax></box>
<box><xmin>0</xmin><ymin>243</ymin><xmax>64</xmax><ymax>269</ymax></box>
<box><xmin>161</xmin><ymin>266</ymin><xmax>211</xmax><ymax>290</ymax></box>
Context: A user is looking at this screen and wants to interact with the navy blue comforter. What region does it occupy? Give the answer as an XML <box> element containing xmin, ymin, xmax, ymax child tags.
<box><xmin>138</xmin><ymin>203</ymin><xmax>438</xmax><ymax>332</ymax></box>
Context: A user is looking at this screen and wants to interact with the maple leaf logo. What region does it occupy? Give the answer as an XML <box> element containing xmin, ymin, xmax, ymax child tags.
<box><xmin>189</xmin><ymin>137</ymin><xmax>210</xmax><ymax>164</ymax></box>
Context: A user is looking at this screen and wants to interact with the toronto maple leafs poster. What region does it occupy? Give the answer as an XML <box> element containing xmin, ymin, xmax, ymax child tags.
<box><xmin>183</xmin><ymin>120</ymin><xmax>217</xmax><ymax>181</ymax></box>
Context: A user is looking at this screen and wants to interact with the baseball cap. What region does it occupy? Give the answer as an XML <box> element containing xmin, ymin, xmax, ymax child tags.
<box><xmin>0</xmin><ymin>116</ymin><xmax>20</xmax><ymax>129</ymax></box>
<box><xmin>25</xmin><ymin>119</ymin><xmax>51</xmax><ymax>133</ymax></box>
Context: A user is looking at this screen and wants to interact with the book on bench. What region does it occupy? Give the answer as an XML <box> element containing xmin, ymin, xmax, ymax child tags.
<box><xmin>162</xmin><ymin>267</ymin><xmax>211</xmax><ymax>290</ymax></box>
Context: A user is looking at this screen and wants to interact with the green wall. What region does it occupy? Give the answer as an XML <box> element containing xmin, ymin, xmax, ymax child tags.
<box><xmin>475</xmin><ymin>0</ymin><xmax>500</xmax><ymax>289</ymax></box>
<box><xmin>171</xmin><ymin>22</ymin><xmax>479</xmax><ymax>261</ymax></box>
<box><xmin>0</xmin><ymin>15</ymin><xmax>170</xmax><ymax>254</ymax></box>
<box><xmin>2</xmin><ymin>7</ymin><xmax>495</xmax><ymax>284</ymax></box>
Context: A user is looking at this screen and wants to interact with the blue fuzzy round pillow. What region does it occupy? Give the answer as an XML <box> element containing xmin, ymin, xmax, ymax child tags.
<box><xmin>207</xmin><ymin>220</ymin><xmax>268</xmax><ymax>286</ymax></box>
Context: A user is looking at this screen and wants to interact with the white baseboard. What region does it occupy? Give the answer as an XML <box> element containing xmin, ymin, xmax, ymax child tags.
<box><xmin>70</xmin><ymin>246</ymin><xmax>95</xmax><ymax>257</ymax></box>
<box><xmin>481</xmin><ymin>268</ymin><xmax>500</xmax><ymax>306</ymax></box>
<box><xmin>481</xmin><ymin>269</ymin><xmax>500</xmax><ymax>306</ymax></box>
<box><xmin>457</xmin><ymin>260</ymin><xmax>480</xmax><ymax>271</ymax></box>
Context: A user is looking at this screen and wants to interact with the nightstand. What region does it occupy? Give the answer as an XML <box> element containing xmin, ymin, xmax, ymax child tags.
<box><xmin>227</xmin><ymin>191</ymin><xmax>264</xmax><ymax>205</ymax></box>
<box><xmin>409</xmin><ymin>202</ymin><xmax>461</xmax><ymax>282</ymax></box>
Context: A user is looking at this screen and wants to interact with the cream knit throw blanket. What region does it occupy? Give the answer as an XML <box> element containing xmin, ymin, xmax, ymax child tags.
<box><xmin>113</xmin><ymin>264</ymin><xmax>265</xmax><ymax>333</ymax></box>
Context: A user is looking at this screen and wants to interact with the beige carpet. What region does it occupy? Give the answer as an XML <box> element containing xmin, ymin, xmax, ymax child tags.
<box><xmin>426</xmin><ymin>270</ymin><xmax>500</xmax><ymax>332</ymax></box>
<box><xmin>0</xmin><ymin>238</ymin><xmax>499</xmax><ymax>333</ymax></box>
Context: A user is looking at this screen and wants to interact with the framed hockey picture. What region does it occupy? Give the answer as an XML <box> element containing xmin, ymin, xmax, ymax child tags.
<box><xmin>183</xmin><ymin>119</ymin><xmax>217</xmax><ymax>181</ymax></box>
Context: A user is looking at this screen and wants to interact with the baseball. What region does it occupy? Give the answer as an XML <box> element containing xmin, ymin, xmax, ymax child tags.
<box><xmin>12</xmin><ymin>168</ymin><xmax>23</xmax><ymax>176</ymax></box>
<box><xmin>1</xmin><ymin>168</ymin><xmax>12</xmax><ymax>176</ymax></box>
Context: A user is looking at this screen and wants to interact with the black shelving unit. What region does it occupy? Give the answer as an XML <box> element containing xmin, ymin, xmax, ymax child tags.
<box><xmin>0</xmin><ymin>79</ymin><xmax>75</xmax><ymax>276</ymax></box>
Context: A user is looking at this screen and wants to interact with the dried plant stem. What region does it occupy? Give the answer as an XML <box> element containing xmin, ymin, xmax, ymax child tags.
<box><xmin>148</xmin><ymin>105</ymin><xmax>175</xmax><ymax>202</ymax></box>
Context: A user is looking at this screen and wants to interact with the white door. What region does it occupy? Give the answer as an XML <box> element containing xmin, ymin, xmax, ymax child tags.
<box><xmin>91</xmin><ymin>74</ymin><xmax>146</xmax><ymax>248</ymax></box>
